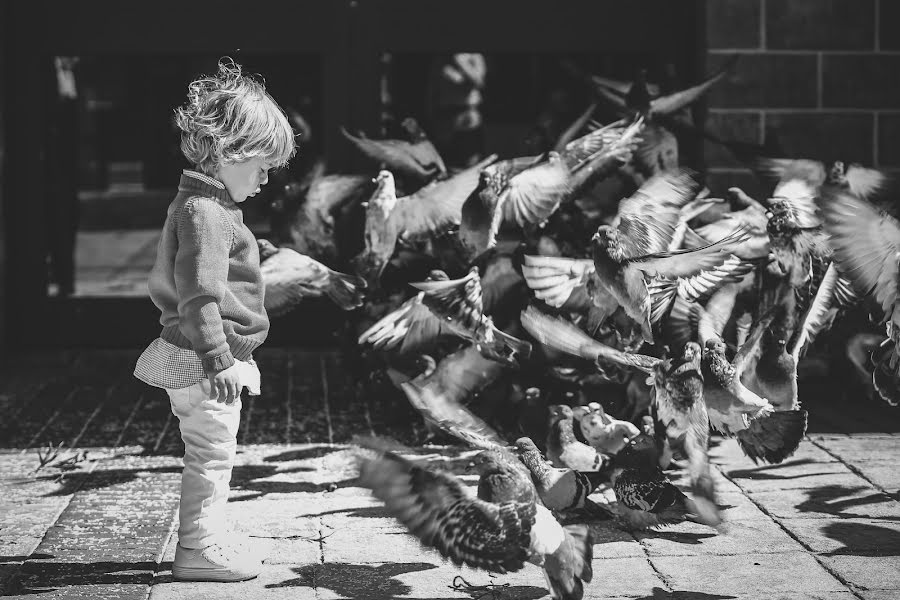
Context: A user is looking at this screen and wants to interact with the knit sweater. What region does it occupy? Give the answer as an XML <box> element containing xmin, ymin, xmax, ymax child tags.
<box><xmin>147</xmin><ymin>170</ymin><xmax>269</xmax><ymax>373</ymax></box>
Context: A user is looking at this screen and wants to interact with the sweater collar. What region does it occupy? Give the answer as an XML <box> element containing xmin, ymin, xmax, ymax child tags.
<box><xmin>178</xmin><ymin>170</ymin><xmax>235</xmax><ymax>206</ymax></box>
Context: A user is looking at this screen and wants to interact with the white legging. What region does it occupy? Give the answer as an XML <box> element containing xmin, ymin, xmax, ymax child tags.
<box><xmin>166</xmin><ymin>359</ymin><xmax>260</xmax><ymax>549</ymax></box>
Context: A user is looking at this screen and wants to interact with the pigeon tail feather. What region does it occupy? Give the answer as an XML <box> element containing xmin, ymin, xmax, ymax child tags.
<box><xmin>736</xmin><ymin>409</ymin><xmax>808</xmax><ymax>464</ymax></box>
<box><xmin>544</xmin><ymin>524</ymin><xmax>593</xmax><ymax>600</ymax></box>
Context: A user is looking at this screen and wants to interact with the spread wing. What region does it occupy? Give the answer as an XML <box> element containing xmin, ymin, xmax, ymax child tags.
<box><xmin>411</xmin><ymin>268</ymin><xmax>484</xmax><ymax>325</ymax></box>
<box><xmin>521</xmin><ymin>255</ymin><xmax>596</xmax><ymax>308</ymax></box>
<box><xmin>389</xmin><ymin>154</ymin><xmax>498</xmax><ymax>240</ymax></box>
<box><xmin>733</xmin><ymin>311</ymin><xmax>777</xmax><ymax>379</ymax></box>
<box><xmin>341</xmin><ymin>128</ymin><xmax>444</xmax><ymax>179</ymax></box>
<box><xmin>821</xmin><ymin>187</ymin><xmax>900</xmax><ymax>320</ymax></box>
<box><xmin>650</xmin><ymin>54</ymin><xmax>739</xmax><ymax>116</ymax></box>
<box><xmin>500</xmin><ymin>160</ymin><xmax>572</xmax><ymax>228</ymax></box>
<box><xmin>789</xmin><ymin>263</ymin><xmax>855</xmax><ymax>361</ymax></box>
<box><xmin>355</xmin><ymin>450</ymin><xmax>535</xmax><ymax>573</ymax></box>
<box><xmin>520</xmin><ymin>305</ymin><xmax>660</xmax><ymax>373</ymax></box>
<box><xmin>358</xmin><ymin>294</ymin><xmax>447</xmax><ymax>356</ymax></box>
<box><xmin>260</xmin><ymin>246</ymin><xmax>339</xmax><ymax>316</ymax></box>
<box><xmin>845</xmin><ymin>165</ymin><xmax>887</xmax><ymax>200</ymax></box>
<box><xmin>399</xmin><ymin>347</ymin><xmax>509</xmax><ymax>451</ymax></box>
<box><xmin>628</xmin><ymin>226</ymin><xmax>751</xmax><ymax>279</ymax></box>
<box><xmin>614</xmin><ymin>169</ymin><xmax>701</xmax><ymax>259</ymax></box>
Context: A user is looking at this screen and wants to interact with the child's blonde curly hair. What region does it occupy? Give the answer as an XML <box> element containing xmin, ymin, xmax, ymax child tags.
<box><xmin>175</xmin><ymin>58</ymin><xmax>297</xmax><ymax>176</ymax></box>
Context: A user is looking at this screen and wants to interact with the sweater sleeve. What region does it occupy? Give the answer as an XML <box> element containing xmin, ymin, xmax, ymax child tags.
<box><xmin>173</xmin><ymin>197</ymin><xmax>236</xmax><ymax>373</ymax></box>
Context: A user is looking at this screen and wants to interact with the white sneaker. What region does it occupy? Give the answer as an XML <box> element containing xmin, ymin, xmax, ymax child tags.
<box><xmin>173</xmin><ymin>541</ymin><xmax>262</xmax><ymax>582</ymax></box>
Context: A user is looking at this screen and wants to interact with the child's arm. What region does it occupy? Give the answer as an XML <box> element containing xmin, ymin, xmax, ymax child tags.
<box><xmin>173</xmin><ymin>197</ymin><xmax>235</xmax><ymax>374</ymax></box>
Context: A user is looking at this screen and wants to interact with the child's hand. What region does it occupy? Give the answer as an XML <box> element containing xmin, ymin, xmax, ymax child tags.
<box><xmin>207</xmin><ymin>365</ymin><xmax>242</xmax><ymax>404</ymax></box>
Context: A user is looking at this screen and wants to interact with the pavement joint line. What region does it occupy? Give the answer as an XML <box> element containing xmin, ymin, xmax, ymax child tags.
<box><xmin>68</xmin><ymin>380</ymin><xmax>121</xmax><ymax>448</ymax></box>
<box><xmin>149</xmin><ymin>508</ymin><xmax>180</xmax><ymax>592</ymax></box>
<box><xmin>5</xmin><ymin>380</ymin><xmax>53</xmax><ymax>427</ymax></box>
<box><xmin>152</xmin><ymin>411</ymin><xmax>174</xmax><ymax>455</ymax></box>
<box><xmin>286</xmin><ymin>354</ymin><xmax>294</xmax><ymax>444</ymax></box>
<box><xmin>113</xmin><ymin>390</ymin><xmax>147</xmax><ymax>448</ymax></box>
<box><xmin>21</xmin><ymin>388</ymin><xmax>81</xmax><ymax>453</ymax></box>
<box><xmin>4</xmin><ymin>443</ymin><xmax>108</xmax><ymax>595</ymax></box>
<box><xmin>320</xmin><ymin>355</ymin><xmax>334</xmax><ymax>445</ymax></box>
<box><xmin>807</xmin><ymin>436</ymin><xmax>900</xmax><ymax>501</ymax></box>
<box><xmin>631</xmin><ymin>521</ymin><xmax>673</xmax><ymax>592</ymax></box>
<box><xmin>712</xmin><ymin>461</ymin><xmax>865</xmax><ymax>599</ymax></box>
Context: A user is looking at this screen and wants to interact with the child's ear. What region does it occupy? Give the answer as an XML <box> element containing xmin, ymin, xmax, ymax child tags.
<box><xmin>571</xmin><ymin>406</ymin><xmax>589</xmax><ymax>421</ymax></box>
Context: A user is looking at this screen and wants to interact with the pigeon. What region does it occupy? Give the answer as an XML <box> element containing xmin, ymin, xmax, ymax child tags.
<box><xmin>591</xmin><ymin>170</ymin><xmax>753</xmax><ymax>341</ymax></box>
<box><xmin>687</xmin><ymin>189</ymin><xmax>771</xmax><ymax>261</ymax></box>
<box><xmin>820</xmin><ymin>186</ymin><xmax>900</xmax><ymax>406</ymax></box>
<box><xmin>514</xmin><ymin>437</ymin><xmax>613</xmax><ymax>519</ymax></box>
<box><xmin>354</xmin><ymin>447</ymin><xmax>595</xmax><ymax>600</ymax></box>
<box><xmin>520</xmin><ymin>305</ymin><xmax>660</xmax><ymax>376</ymax></box>
<box><xmin>393</xmin><ymin>345</ymin><xmax>510</xmax><ymax>449</ymax></box>
<box><xmin>652</xmin><ymin>342</ymin><xmax>721</xmax><ymax>525</ymax></box>
<box><xmin>588</xmin><ymin>56</ymin><xmax>740</xmax><ymax>120</ymax></box>
<box><xmin>610</xmin><ymin>433</ymin><xmax>722</xmax><ymax>530</ymax></box>
<box><xmin>546</xmin><ymin>404</ymin><xmax>610</xmax><ymax>472</ymax></box>
<box><xmin>353</xmin><ymin>155</ymin><xmax>498</xmax><ymax>286</ymax></box>
<box><xmin>257</xmin><ymin>239</ymin><xmax>366</xmax><ymax>315</ymax></box>
<box><xmin>268</xmin><ymin>163</ymin><xmax>372</xmax><ymax>266</ymax></box>
<box><xmin>458</xmin><ymin>120</ymin><xmax>642</xmax><ymax>263</ymax></box>
<box><xmin>409</xmin><ymin>267</ymin><xmax>532</xmax><ymax>366</ymax></box>
<box><xmin>341</xmin><ymin>117</ymin><xmax>447</xmax><ymax>183</ymax></box>
<box><xmin>358</xmin><ymin>252</ymin><xmax>526</xmax><ymax>358</ymax></box>
<box><xmin>701</xmin><ymin>310</ymin><xmax>808</xmax><ymax>465</ymax></box>
<box><xmin>571</xmin><ymin>402</ymin><xmax>640</xmax><ymax>455</ymax></box>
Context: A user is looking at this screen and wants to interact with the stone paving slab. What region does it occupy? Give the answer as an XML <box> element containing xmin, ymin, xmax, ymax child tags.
<box><xmin>819</xmin><ymin>555</ymin><xmax>900</xmax><ymax>592</ymax></box>
<box><xmin>780</xmin><ymin>518</ymin><xmax>900</xmax><ymax>555</ymax></box>
<box><xmin>651</xmin><ymin>551</ymin><xmax>848</xmax><ymax>595</ymax></box>
<box><xmin>635</xmin><ymin>518</ymin><xmax>805</xmax><ymax>557</ymax></box>
<box><xmin>747</xmin><ymin>486</ymin><xmax>900</xmax><ymax>520</ymax></box>
<box><xmin>3</xmin><ymin>437</ymin><xmax>900</xmax><ymax>599</ymax></box>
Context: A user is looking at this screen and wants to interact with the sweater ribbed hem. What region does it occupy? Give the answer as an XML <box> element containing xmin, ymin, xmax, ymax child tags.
<box><xmin>160</xmin><ymin>325</ymin><xmax>263</xmax><ymax>367</ymax></box>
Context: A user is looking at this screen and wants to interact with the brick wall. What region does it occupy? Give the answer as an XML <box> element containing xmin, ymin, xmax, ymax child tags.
<box><xmin>703</xmin><ymin>0</ymin><xmax>900</xmax><ymax>197</ymax></box>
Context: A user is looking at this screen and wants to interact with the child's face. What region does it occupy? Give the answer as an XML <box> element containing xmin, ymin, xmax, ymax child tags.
<box><xmin>216</xmin><ymin>157</ymin><xmax>274</xmax><ymax>203</ymax></box>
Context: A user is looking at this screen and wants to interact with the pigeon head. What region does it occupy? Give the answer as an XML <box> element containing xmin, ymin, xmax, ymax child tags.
<box><xmin>400</xmin><ymin>117</ymin><xmax>427</xmax><ymax>142</ymax></box>
<box><xmin>614</xmin><ymin>432</ymin><xmax>658</xmax><ymax>469</ymax></box>
<box><xmin>548</xmin><ymin>404</ymin><xmax>574</xmax><ymax>424</ymax></box>
<box><xmin>702</xmin><ymin>339</ymin><xmax>734</xmax><ymax>385</ymax></box>
<box><xmin>373</xmin><ymin>169</ymin><xmax>395</xmax><ymax>188</ymax></box>
<box><xmin>591</xmin><ymin>225</ymin><xmax>616</xmax><ymax>250</ymax></box>
<box><xmin>514</xmin><ymin>437</ymin><xmax>540</xmax><ymax>455</ymax></box>
<box><xmin>256</xmin><ymin>239</ymin><xmax>279</xmax><ymax>263</ymax></box>
<box><xmin>479</xmin><ymin>165</ymin><xmax>506</xmax><ymax>196</ymax></box>
<box><xmin>426</xmin><ymin>270</ymin><xmax>450</xmax><ymax>282</ymax></box>
<box><xmin>682</xmin><ymin>341</ymin><xmax>702</xmax><ymax>363</ymax></box>
<box><xmin>467</xmin><ymin>448</ymin><xmax>511</xmax><ymax>474</ymax></box>
<box><xmin>828</xmin><ymin>161</ymin><xmax>847</xmax><ymax>186</ymax></box>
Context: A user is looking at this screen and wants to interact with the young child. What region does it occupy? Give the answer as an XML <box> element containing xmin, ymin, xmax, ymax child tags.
<box><xmin>134</xmin><ymin>58</ymin><xmax>296</xmax><ymax>582</ymax></box>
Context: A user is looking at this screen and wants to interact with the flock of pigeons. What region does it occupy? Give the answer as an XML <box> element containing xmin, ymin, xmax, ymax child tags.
<box><xmin>256</xmin><ymin>58</ymin><xmax>898</xmax><ymax>599</ymax></box>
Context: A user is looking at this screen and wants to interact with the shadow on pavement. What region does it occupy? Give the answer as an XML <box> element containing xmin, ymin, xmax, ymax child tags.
<box><xmin>794</xmin><ymin>484</ymin><xmax>900</xmax><ymax>520</ymax></box>
<box><xmin>28</xmin><ymin>465</ymin><xmax>182</xmax><ymax>497</ymax></box>
<box><xmin>267</xmin><ymin>561</ymin><xmax>548</xmax><ymax>599</ymax></box>
<box><xmin>822</xmin><ymin>521</ymin><xmax>900</xmax><ymax>556</ymax></box>
<box><xmin>5</xmin><ymin>559</ymin><xmax>159</xmax><ymax>593</ymax></box>
<box><xmin>727</xmin><ymin>458</ymin><xmax>837</xmax><ymax>481</ymax></box>
<box><xmin>634</xmin><ymin>589</ymin><xmax>737</xmax><ymax>599</ymax></box>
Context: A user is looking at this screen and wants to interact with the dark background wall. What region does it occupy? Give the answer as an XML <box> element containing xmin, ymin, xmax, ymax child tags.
<box><xmin>703</xmin><ymin>0</ymin><xmax>900</xmax><ymax>196</ymax></box>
